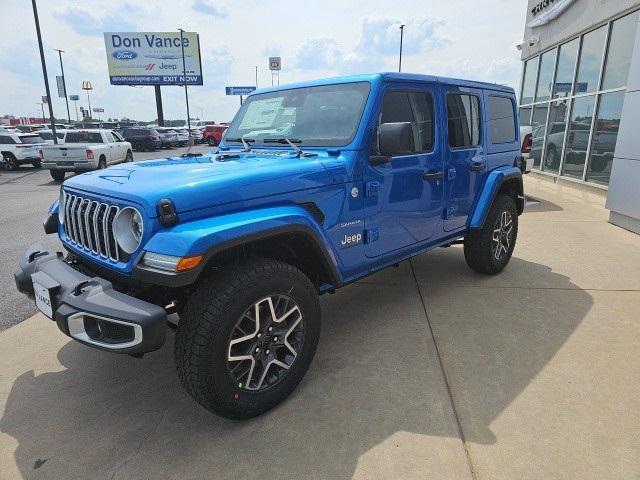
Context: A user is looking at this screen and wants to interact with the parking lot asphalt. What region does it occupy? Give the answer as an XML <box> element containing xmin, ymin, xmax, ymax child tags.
<box><xmin>0</xmin><ymin>175</ymin><xmax>639</xmax><ymax>479</ymax></box>
<box><xmin>0</xmin><ymin>144</ymin><xmax>213</xmax><ymax>331</ymax></box>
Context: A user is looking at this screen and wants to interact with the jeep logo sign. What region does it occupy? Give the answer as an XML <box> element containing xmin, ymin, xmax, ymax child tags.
<box><xmin>341</xmin><ymin>233</ymin><xmax>362</xmax><ymax>248</ymax></box>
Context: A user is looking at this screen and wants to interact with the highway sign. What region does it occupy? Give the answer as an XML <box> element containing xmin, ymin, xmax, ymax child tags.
<box><xmin>269</xmin><ymin>57</ymin><xmax>281</xmax><ymax>71</ymax></box>
<box><xmin>225</xmin><ymin>86</ymin><xmax>256</xmax><ymax>96</ymax></box>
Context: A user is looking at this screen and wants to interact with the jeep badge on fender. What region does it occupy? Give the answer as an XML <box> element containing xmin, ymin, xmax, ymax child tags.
<box><xmin>15</xmin><ymin>73</ymin><xmax>524</xmax><ymax>419</ymax></box>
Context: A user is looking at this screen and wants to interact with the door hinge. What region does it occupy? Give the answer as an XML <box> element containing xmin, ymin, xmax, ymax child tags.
<box><xmin>364</xmin><ymin>228</ymin><xmax>379</xmax><ymax>244</ymax></box>
<box><xmin>365</xmin><ymin>181</ymin><xmax>380</xmax><ymax>197</ymax></box>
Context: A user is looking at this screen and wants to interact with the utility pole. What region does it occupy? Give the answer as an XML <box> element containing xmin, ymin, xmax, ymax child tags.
<box><xmin>399</xmin><ymin>24</ymin><xmax>405</xmax><ymax>73</ymax></box>
<box><xmin>178</xmin><ymin>29</ymin><xmax>192</xmax><ymax>138</ymax></box>
<box><xmin>54</xmin><ymin>49</ymin><xmax>71</xmax><ymax>122</ymax></box>
<box><xmin>31</xmin><ymin>0</ymin><xmax>58</xmax><ymax>144</ymax></box>
<box><xmin>37</xmin><ymin>102</ymin><xmax>45</xmax><ymax>122</ymax></box>
<box><xmin>255</xmin><ymin>65</ymin><xmax>258</xmax><ymax>88</ymax></box>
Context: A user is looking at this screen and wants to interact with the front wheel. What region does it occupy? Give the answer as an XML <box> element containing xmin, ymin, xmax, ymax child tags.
<box><xmin>174</xmin><ymin>258</ymin><xmax>321</xmax><ymax>419</ymax></box>
<box><xmin>464</xmin><ymin>194</ymin><xmax>518</xmax><ymax>274</ymax></box>
<box><xmin>50</xmin><ymin>169</ymin><xmax>65</xmax><ymax>182</ymax></box>
<box><xmin>124</xmin><ymin>150</ymin><xmax>133</xmax><ymax>162</ymax></box>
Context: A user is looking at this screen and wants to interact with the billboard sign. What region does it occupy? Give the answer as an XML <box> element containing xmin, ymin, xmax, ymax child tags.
<box><xmin>41</xmin><ymin>96</ymin><xmax>48</xmax><ymax>104</ymax></box>
<box><xmin>226</xmin><ymin>86</ymin><xmax>257</xmax><ymax>96</ymax></box>
<box><xmin>69</xmin><ymin>95</ymin><xmax>80</xmax><ymax>101</ymax></box>
<box><xmin>104</xmin><ymin>32</ymin><xmax>203</xmax><ymax>86</ymax></box>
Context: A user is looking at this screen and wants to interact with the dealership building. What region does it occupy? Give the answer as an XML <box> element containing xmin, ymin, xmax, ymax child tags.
<box><xmin>519</xmin><ymin>0</ymin><xmax>640</xmax><ymax>233</ymax></box>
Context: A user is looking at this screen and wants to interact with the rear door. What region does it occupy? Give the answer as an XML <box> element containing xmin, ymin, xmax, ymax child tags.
<box><xmin>442</xmin><ymin>88</ymin><xmax>486</xmax><ymax>231</ymax></box>
<box><xmin>364</xmin><ymin>84</ymin><xmax>444</xmax><ymax>258</ymax></box>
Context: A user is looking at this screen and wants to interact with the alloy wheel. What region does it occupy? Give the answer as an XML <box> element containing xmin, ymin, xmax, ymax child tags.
<box><xmin>227</xmin><ymin>295</ymin><xmax>304</xmax><ymax>391</ymax></box>
<box><xmin>491</xmin><ymin>210</ymin><xmax>513</xmax><ymax>260</ymax></box>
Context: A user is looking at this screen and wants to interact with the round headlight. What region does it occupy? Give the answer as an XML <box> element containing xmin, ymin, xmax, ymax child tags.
<box><xmin>113</xmin><ymin>207</ymin><xmax>144</xmax><ymax>254</ymax></box>
<box><xmin>59</xmin><ymin>190</ymin><xmax>65</xmax><ymax>224</ymax></box>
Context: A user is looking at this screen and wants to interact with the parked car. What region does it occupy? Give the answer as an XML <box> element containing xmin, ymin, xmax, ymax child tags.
<box><xmin>38</xmin><ymin>129</ymin><xmax>69</xmax><ymax>145</ymax></box>
<box><xmin>519</xmin><ymin>125</ymin><xmax>533</xmax><ymax>172</ymax></box>
<box><xmin>121</xmin><ymin>127</ymin><xmax>162</xmax><ymax>151</ymax></box>
<box><xmin>189</xmin><ymin>128</ymin><xmax>204</xmax><ymax>144</ymax></box>
<box><xmin>156</xmin><ymin>127</ymin><xmax>179</xmax><ymax>148</ymax></box>
<box><xmin>1</xmin><ymin>132</ymin><xmax>46</xmax><ymax>169</ymax></box>
<box><xmin>176</xmin><ymin>128</ymin><xmax>190</xmax><ymax>146</ymax></box>
<box><xmin>15</xmin><ymin>73</ymin><xmax>525</xmax><ymax>420</ymax></box>
<box><xmin>39</xmin><ymin>129</ymin><xmax>133</xmax><ymax>181</ymax></box>
<box><xmin>203</xmin><ymin>124</ymin><xmax>227</xmax><ymax>145</ymax></box>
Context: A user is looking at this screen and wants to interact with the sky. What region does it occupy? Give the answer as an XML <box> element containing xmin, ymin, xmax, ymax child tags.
<box><xmin>0</xmin><ymin>0</ymin><xmax>527</xmax><ymax>122</ymax></box>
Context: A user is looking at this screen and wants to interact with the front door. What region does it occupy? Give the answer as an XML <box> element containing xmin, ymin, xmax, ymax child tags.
<box><xmin>442</xmin><ymin>89</ymin><xmax>487</xmax><ymax>231</ymax></box>
<box><xmin>364</xmin><ymin>85</ymin><xmax>444</xmax><ymax>258</ymax></box>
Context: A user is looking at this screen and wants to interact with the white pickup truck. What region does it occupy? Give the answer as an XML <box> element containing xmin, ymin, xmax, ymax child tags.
<box><xmin>40</xmin><ymin>129</ymin><xmax>133</xmax><ymax>182</ymax></box>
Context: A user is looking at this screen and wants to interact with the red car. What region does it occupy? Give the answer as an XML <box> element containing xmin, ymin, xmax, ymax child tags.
<box><xmin>202</xmin><ymin>125</ymin><xmax>227</xmax><ymax>146</ymax></box>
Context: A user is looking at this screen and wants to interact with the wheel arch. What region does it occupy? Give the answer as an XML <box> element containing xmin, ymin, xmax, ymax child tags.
<box><xmin>469</xmin><ymin>166</ymin><xmax>524</xmax><ymax>229</ymax></box>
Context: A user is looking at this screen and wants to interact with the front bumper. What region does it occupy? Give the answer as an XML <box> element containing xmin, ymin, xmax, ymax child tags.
<box><xmin>14</xmin><ymin>243</ymin><xmax>167</xmax><ymax>355</ymax></box>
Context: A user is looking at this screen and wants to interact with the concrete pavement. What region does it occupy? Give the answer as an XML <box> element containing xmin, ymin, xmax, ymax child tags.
<box><xmin>0</xmin><ymin>175</ymin><xmax>639</xmax><ymax>479</ymax></box>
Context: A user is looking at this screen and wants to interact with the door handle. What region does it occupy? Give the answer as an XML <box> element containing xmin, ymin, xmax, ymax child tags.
<box><xmin>469</xmin><ymin>160</ymin><xmax>485</xmax><ymax>171</ymax></box>
<box><xmin>423</xmin><ymin>170</ymin><xmax>444</xmax><ymax>181</ymax></box>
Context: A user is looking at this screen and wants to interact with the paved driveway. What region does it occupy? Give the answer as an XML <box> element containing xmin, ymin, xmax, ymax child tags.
<box><xmin>0</xmin><ymin>175</ymin><xmax>638</xmax><ymax>479</ymax></box>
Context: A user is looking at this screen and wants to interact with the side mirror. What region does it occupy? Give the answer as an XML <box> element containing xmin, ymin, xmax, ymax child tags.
<box><xmin>378</xmin><ymin>122</ymin><xmax>414</xmax><ymax>156</ymax></box>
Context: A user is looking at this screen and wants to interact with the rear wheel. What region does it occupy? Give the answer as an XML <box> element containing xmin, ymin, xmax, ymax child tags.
<box><xmin>464</xmin><ymin>194</ymin><xmax>518</xmax><ymax>274</ymax></box>
<box><xmin>50</xmin><ymin>169</ymin><xmax>65</xmax><ymax>182</ymax></box>
<box><xmin>2</xmin><ymin>153</ymin><xmax>17</xmax><ymax>170</ymax></box>
<box><xmin>174</xmin><ymin>258</ymin><xmax>321</xmax><ymax>419</ymax></box>
<box><xmin>97</xmin><ymin>156</ymin><xmax>106</xmax><ymax>169</ymax></box>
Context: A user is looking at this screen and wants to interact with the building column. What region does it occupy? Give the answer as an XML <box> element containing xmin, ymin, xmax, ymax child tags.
<box><xmin>606</xmin><ymin>15</ymin><xmax>640</xmax><ymax>234</ymax></box>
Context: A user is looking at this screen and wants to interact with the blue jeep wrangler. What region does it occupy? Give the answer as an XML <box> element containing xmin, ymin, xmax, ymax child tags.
<box><xmin>15</xmin><ymin>73</ymin><xmax>525</xmax><ymax>418</ymax></box>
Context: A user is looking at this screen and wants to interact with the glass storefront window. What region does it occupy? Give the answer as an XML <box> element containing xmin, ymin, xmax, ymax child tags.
<box><xmin>535</xmin><ymin>49</ymin><xmax>557</xmax><ymax>102</ymax></box>
<box><xmin>519</xmin><ymin>106</ymin><xmax>532</xmax><ymax>126</ymax></box>
<box><xmin>602</xmin><ymin>11</ymin><xmax>640</xmax><ymax>90</ymax></box>
<box><xmin>575</xmin><ymin>26</ymin><xmax>607</xmax><ymax>94</ymax></box>
<box><xmin>586</xmin><ymin>91</ymin><xmax>625</xmax><ymax>184</ymax></box>
<box><xmin>541</xmin><ymin>100</ymin><xmax>569</xmax><ymax>173</ymax></box>
<box><xmin>531</xmin><ymin>105</ymin><xmax>549</xmax><ymax>168</ymax></box>
<box><xmin>521</xmin><ymin>57</ymin><xmax>539</xmax><ymax>104</ymax></box>
<box><xmin>561</xmin><ymin>95</ymin><xmax>596</xmax><ymax>179</ymax></box>
<box><xmin>553</xmin><ymin>38</ymin><xmax>579</xmax><ymax>98</ymax></box>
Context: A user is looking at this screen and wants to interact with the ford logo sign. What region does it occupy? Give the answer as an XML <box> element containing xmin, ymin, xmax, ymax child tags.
<box><xmin>112</xmin><ymin>50</ymin><xmax>138</xmax><ymax>60</ymax></box>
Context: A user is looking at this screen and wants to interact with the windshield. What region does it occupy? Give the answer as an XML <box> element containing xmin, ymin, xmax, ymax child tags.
<box><xmin>19</xmin><ymin>135</ymin><xmax>43</xmax><ymax>144</ymax></box>
<box><xmin>225</xmin><ymin>82</ymin><xmax>371</xmax><ymax>147</ymax></box>
<box><xmin>65</xmin><ymin>132</ymin><xmax>103</xmax><ymax>143</ymax></box>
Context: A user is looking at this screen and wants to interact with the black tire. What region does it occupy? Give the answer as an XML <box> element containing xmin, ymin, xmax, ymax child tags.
<box><xmin>32</xmin><ymin>160</ymin><xmax>41</xmax><ymax>168</ymax></box>
<box><xmin>97</xmin><ymin>156</ymin><xmax>106</xmax><ymax>169</ymax></box>
<box><xmin>125</xmin><ymin>150</ymin><xmax>133</xmax><ymax>162</ymax></box>
<box><xmin>50</xmin><ymin>169</ymin><xmax>65</xmax><ymax>182</ymax></box>
<box><xmin>3</xmin><ymin>153</ymin><xmax>17</xmax><ymax>170</ymax></box>
<box><xmin>464</xmin><ymin>194</ymin><xmax>518</xmax><ymax>275</ymax></box>
<box><xmin>174</xmin><ymin>258</ymin><xmax>321</xmax><ymax>419</ymax></box>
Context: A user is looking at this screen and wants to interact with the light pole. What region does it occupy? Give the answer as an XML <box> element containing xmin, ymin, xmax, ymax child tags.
<box><xmin>398</xmin><ymin>24</ymin><xmax>405</xmax><ymax>73</ymax></box>
<box><xmin>178</xmin><ymin>28</ymin><xmax>192</xmax><ymax>140</ymax></box>
<box><xmin>31</xmin><ymin>0</ymin><xmax>58</xmax><ymax>144</ymax></box>
<box><xmin>54</xmin><ymin>49</ymin><xmax>71</xmax><ymax>122</ymax></box>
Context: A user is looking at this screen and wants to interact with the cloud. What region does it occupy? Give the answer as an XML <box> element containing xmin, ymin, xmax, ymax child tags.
<box><xmin>54</xmin><ymin>7</ymin><xmax>137</xmax><ymax>36</ymax></box>
<box><xmin>356</xmin><ymin>15</ymin><xmax>450</xmax><ymax>55</ymax></box>
<box><xmin>201</xmin><ymin>46</ymin><xmax>234</xmax><ymax>86</ymax></box>
<box><xmin>292</xmin><ymin>14</ymin><xmax>450</xmax><ymax>74</ymax></box>
<box><xmin>192</xmin><ymin>0</ymin><xmax>228</xmax><ymax>18</ymax></box>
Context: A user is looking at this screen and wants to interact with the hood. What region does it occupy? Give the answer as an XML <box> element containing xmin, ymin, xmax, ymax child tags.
<box><xmin>63</xmin><ymin>150</ymin><xmax>331</xmax><ymax>216</ymax></box>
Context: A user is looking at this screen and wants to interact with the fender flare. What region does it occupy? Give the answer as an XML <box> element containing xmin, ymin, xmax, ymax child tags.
<box><xmin>135</xmin><ymin>206</ymin><xmax>343</xmax><ymax>287</ymax></box>
<box><xmin>469</xmin><ymin>166</ymin><xmax>524</xmax><ymax>229</ymax></box>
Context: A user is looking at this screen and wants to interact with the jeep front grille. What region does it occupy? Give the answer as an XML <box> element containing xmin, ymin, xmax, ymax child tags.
<box><xmin>62</xmin><ymin>192</ymin><xmax>123</xmax><ymax>262</ymax></box>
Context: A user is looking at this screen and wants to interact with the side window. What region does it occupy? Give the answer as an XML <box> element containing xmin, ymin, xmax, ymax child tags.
<box><xmin>379</xmin><ymin>90</ymin><xmax>434</xmax><ymax>153</ymax></box>
<box><xmin>112</xmin><ymin>132</ymin><xmax>124</xmax><ymax>142</ymax></box>
<box><xmin>447</xmin><ymin>94</ymin><xmax>481</xmax><ymax>149</ymax></box>
<box><xmin>488</xmin><ymin>96</ymin><xmax>516</xmax><ymax>144</ymax></box>
<box><xmin>0</xmin><ymin>135</ymin><xmax>13</xmax><ymax>144</ymax></box>
<box><xmin>103</xmin><ymin>132</ymin><xmax>114</xmax><ymax>143</ymax></box>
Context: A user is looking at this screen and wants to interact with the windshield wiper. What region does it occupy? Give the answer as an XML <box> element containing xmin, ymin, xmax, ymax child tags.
<box><xmin>225</xmin><ymin>137</ymin><xmax>255</xmax><ymax>151</ymax></box>
<box><xmin>263</xmin><ymin>137</ymin><xmax>313</xmax><ymax>157</ymax></box>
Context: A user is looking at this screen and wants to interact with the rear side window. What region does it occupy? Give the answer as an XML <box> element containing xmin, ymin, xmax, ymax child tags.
<box><xmin>0</xmin><ymin>135</ymin><xmax>15</xmax><ymax>144</ymax></box>
<box><xmin>488</xmin><ymin>96</ymin><xmax>516</xmax><ymax>144</ymax></box>
<box><xmin>19</xmin><ymin>135</ymin><xmax>43</xmax><ymax>144</ymax></box>
<box><xmin>379</xmin><ymin>90</ymin><xmax>434</xmax><ymax>153</ymax></box>
<box><xmin>447</xmin><ymin>94</ymin><xmax>481</xmax><ymax>148</ymax></box>
<box><xmin>66</xmin><ymin>132</ymin><xmax>103</xmax><ymax>143</ymax></box>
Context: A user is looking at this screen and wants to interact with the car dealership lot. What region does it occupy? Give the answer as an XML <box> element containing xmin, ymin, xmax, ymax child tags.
<box><xmin>0</xmin><ymin>144</ymin><xmax>212</xmax><ymax>331</ymax></box>
<box><xmin>0</xmin><ymin>175</ymin><xmax>638</xmax><ymax>479</ymax></box>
